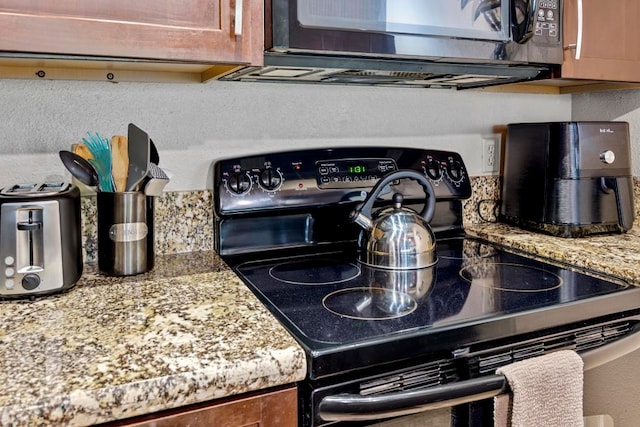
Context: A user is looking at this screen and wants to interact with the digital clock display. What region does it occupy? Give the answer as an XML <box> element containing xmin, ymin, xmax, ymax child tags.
<box><xmin>316</xmin><ymin>157</ymin><xmax>396</xmax><ymax>189</ymax></box>
<box><xmin>348</xmin><ymin>165</ymin><xmax>367</xmax><ymax>174</ymax></box>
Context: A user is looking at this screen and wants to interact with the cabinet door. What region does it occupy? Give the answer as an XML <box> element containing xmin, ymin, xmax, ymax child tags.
<box><xmin>562</xmin><ymin>0</ymin><xmax>640</xmax><ymax>82</ymax></box>
<box><xmin>0</xmin><ymin>0</ymin><xmax>263</xmax><ymax>65</ymax></box>
<box><xmin>116</xmin><ymin>386</ymin><xmax>297</xmax><ymax>427</ymax></box>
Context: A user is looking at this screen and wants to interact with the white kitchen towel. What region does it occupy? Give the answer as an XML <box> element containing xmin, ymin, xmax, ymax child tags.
<box><xmin>494</xmin><ymin>350</ymin><xmax>584</xmax><ymax>427</ymax></box>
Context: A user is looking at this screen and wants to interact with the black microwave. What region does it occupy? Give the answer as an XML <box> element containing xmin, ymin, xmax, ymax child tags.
<box><xmin>225</xmin><ymin>0</ymin><xmax>563</xmax><ymax>89</ymax></box>
<box><xmin>269</xmin><ymin>0</ymin><xmax>562</xmax><ymax>63</ymax></box>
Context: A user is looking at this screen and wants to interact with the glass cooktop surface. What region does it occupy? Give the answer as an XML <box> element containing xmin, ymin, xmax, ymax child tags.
<box><xmin>235</xmin><ymin>237</ymin><xmax>631</xmax><ymax>347</ymax></box>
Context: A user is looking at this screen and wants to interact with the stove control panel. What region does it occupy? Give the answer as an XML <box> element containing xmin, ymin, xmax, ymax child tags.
<box><xmin>214</xmin><ymin>147</ymin><xmax>472</xmax><ymax>215</ymax></box>
<box><xmin>316</xmin><ymin>158</ymin><xmax>397</xmax><ymax>189</ymax></box>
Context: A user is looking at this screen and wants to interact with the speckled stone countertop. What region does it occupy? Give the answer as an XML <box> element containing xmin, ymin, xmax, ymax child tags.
<box><xmin>465</xmin><ymin>221</ymin><xmax>640</xmax><ymax>286</ymax></box>
<box><xmin>0</xmin><ymin>251</ymin><xmax>307</xmax><ymax>426</ymax></box>
<box><xmin>462</xmin><ymin>176</ymin><xmax>640</xmax><ymax>286</ymax></box>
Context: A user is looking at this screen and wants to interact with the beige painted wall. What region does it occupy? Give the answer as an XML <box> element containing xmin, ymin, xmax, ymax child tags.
<box><xmin>0</xmin><ymin>79</ymin><xmax>571</xmax><ymax>189</ymax></box>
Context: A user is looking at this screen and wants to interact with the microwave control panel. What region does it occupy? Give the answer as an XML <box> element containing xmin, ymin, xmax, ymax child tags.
<box><xmin>534</xmin><ymin>0</ymin><xmax>561</xmax><ymax>43</ymax></box>
<box><xmin>214</xmin><ymin>147</ymin><xmax>472</xmax><ymax>216</ymax></box>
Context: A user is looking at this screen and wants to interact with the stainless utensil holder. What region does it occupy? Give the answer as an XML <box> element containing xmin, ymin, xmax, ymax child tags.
<box><xmin>97</xmin><ymin>192</ymin><xmax>154</xmax><ymax>276</ymax></box>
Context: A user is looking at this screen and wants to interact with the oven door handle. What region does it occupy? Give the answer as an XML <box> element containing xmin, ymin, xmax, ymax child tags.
<box><xmin>319</xmin><ymin>375</ymin><xmax>507</xmax><ymax>422</ymax></box>
<box><xmin>319</xmin><ymin>327</ymin><xmax>640</xmax><ymax>422</ymax></box>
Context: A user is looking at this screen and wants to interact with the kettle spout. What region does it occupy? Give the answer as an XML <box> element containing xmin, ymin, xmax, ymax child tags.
<box><xmin>349</xmin><ymin>210</ymin><xmax>374</xmax><ymax>231</ymax></box>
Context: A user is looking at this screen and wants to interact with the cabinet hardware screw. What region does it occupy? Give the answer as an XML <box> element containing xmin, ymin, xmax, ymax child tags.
<box><xmin>106</xmin><ymin>73</ymin><xmax>115</xmax><ymax>80</ymax></box>
<box><xmin>35</xmin><ymin>70</ymin><xmax>45</xmax><ymax>78</ymax></box>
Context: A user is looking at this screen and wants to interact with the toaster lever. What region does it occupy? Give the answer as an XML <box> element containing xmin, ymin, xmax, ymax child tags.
<box><xmin>15</xmin><ymin>208</ymin><xmax>45</xmax><ymax>274</ymax></box>
<box><xmin>17</xmin><ymin>221</ymin><xmax>42</xmax><ymax>231</ymax></box>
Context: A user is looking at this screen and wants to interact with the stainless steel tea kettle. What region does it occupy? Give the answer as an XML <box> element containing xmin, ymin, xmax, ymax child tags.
<box><xmin>349</xmin><ymin>170</ymin><xmax>437</xmax><ymax>270</ymax></box>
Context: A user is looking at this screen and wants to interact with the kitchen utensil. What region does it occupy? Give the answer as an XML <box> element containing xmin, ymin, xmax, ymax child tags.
<box><xmin>126</xmin><ymin>123</ymin><xmax>150</xmax><ymax>192</ymax></box>
<box><xmin>59</xmin><ymin>150</ymin><xmax>99</xmax><ymax>188</ymax></box>
<box><xmin>0</xmin><ymin>182</ymin><xmax>82</xmax><ymax>298</ymax></box>
<box><xmin>142</xmin><ymin>163</ymin><xmax>170</xmax><ymax>196</ymax></box>
<box><xmin>82</xmin><ymin>132</ymin><xmax>115</xmax><ymax>192</ymax></box>
<box><xmin>349</xmin><ymin>169</ymin><xmax>437</xmax><ymax>269</ymax></box>
<box><xmin>72</xmin><ymin>143</ymin><xmax>94</xmax><ymax>162</ymax></box>
<box><xmin>110</xmin><ymin>135</ymin><xmax>129</xmax><ymax>192</ymax></box>
<box><xmin>150</xmin><ymin>138</ymin><xmax>160</xmax><ymax>165</ymax></box>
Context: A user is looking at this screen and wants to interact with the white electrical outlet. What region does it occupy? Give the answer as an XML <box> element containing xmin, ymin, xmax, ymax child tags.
<box><xmin>482</xmin><ymin>135</ymin><xmax>499</xmax><ymax>173</ymax></box>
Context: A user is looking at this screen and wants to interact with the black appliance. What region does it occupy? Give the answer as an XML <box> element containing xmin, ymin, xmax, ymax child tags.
<box><xmin>501</xmin><ymin>121</ymin><xmax>635</xmax><ymax>237</ymax></box>
<box><xmin>223</xmin><ymin>0</ymin><xmax>563</xmax><ymax>89</ymax></box>
<box><xmin>213</xmin><ymin>147</ymin><xmax>640</xmax><ymax>426</ymax></box>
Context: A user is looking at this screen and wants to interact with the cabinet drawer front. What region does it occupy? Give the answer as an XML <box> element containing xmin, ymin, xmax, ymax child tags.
<box><xmin>0</xmin><ymin>0</ymin><xmax>263</xmax><ymax>65</ymax></box>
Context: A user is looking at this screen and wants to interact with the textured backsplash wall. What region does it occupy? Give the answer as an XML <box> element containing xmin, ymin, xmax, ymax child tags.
<box><xmin>0</xmin><ymin>79</ymin><xmax>572</xmax><ymax>190</ymax></box>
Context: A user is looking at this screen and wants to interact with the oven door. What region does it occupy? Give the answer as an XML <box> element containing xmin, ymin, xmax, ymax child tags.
<box><xmin>313</xmin><ymin>315</ymin><xmax>640</xmax><ymax>426</ymax></box>
<box><xmin>271</xmin><ymin>0</ymin><xmax>563</xmax><ymax>64</ymax></box>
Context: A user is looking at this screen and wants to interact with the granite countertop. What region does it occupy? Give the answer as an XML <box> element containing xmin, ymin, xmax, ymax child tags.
<box><xmin>465</xmin><ymin>221</ymin><xmax>640</xmax><ymax>285</ymax></box>
<box><xmin>0</xmin><ymin>251</ymin><xmax>307</xmax><ymax>426</ymax></box>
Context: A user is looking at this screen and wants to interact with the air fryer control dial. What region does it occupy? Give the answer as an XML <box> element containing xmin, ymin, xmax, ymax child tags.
<box><xmin>600</xmin><ymin>150</ymin><xmax>616</xmax><ymax>164</ymax></box>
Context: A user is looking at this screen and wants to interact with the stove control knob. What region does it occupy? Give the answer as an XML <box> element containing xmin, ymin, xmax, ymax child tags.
<box><xmin>259</xmin><ymin>168</ymin><xmax>283</xmax><ymax>191</ymax></box>
<box><xmin>425</xmin><ymin>159</ymin><xmax>442</xmax><ymax>180</ymax></box>
<box><xmin>227</xmin><ymin>172</ymin><xmax>252</xmax><ymax>195</ymax></box>
<box><xmin>447</xmin><ymin>160</ymin><xmax>464</xmax><ymax>182</ymax></box>
<box><xmin>600</xmin><ymin>150</ymin><xmax>616</xmax><ymax>164</ymax></box>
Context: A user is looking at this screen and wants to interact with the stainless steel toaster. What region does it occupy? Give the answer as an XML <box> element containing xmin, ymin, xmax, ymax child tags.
<box><xmin>0</xmin><ymin>182</ymin><xmax>82</xmax><ymax>297</ymax></box>
<box><xmin>500</xmin><ymin>121</ymin><xmax>635</xmax><ymax>237</ymax></box>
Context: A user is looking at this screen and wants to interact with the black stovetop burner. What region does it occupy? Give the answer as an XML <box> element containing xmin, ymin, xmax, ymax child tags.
<box><xmin>234</xmin><ymin>236</ymin><xmax>636</xmax><ymax>379</ymax></box>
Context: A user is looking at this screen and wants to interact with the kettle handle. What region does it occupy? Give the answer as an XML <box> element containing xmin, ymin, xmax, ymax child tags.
<box><xmin>352</xmin><ymin>169</ymin><xmax>437</xmax><ymax>223</ymax></box>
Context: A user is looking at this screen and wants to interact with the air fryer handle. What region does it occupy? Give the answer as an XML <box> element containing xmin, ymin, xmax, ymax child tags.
<box><xmin>602</xmin><ymin>177</ymin><xmax>635</xmax><ymax>231</ymax></box>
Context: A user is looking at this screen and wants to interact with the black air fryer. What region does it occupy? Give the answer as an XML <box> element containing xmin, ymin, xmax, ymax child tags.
<box><xmin>500</xmin><ymin>121</ymin><xmax>635</xmax><ymax>237</ymax></box>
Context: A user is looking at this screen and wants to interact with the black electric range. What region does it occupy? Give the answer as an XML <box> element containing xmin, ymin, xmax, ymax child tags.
<box><xmin>234</xmin><ymin>236</ymin><xmax>638</xmax><ymax>380</ymax></box>
<box><xmin>214</xmin><ymin>147</ymin><xmax>640</xmax><ymax>426</ymax></box>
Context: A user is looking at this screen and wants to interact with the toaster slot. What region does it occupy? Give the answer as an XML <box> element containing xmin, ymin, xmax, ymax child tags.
<box><xmin>16</xmin><ymin>207</ymin><xmax>44</xmax><ymax>273</ymax></box>
<box><xmin>38</xmin><ymin>182</ymin><xmax>68</xmax><ymax>192</ymax></box>
<box><xmin>4</xmin><ymin>183</ymin><xmax>39</xmax><ymax>194</ymax></box>
<box><xmin>0</xmin><ymin>182</ymin><xmax>70</xmax><ymax>196</ymax></box>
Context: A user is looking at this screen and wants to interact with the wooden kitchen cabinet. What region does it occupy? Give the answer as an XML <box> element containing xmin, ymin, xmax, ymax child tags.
<box><xmin>562</xmin><ymin>0</ymin><xmax>640</xmax><ymax>82</ymax></box>
<box><xmin>108</xmin><ymin>386</ymin><xmax>298</xmax><ymax>427</ymax></box>
<box><xmin>0</xmin><ymin>0</ymin><xmax>263</xmax><ymax>82</ymax></box>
